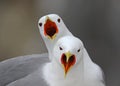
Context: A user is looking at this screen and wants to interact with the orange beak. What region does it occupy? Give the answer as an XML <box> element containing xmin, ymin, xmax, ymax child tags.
<box><xmin>44</xmin><ymin>16</ymin><xmax>58</xmax><ymax>40</ymax></box>
<box><xmin>61</xmin><ymin>51</ymin><xmax>76</xmax><ymax>77</ymax></box>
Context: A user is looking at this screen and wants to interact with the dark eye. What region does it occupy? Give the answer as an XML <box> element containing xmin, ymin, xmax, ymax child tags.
<box><xmin>77</xmin><ymin>49</ymin><xmax>80</xmax><ymax>52</ymax></box>
<box><xmin>39</xmin><ymin>23</ymin><xmax>42</xmax><ymax>27</ymax></box>
<box><xmin>57</xmin><ymin>18</ymin><xmax>60</xmax><ymax>23</ymax></box>
<box><xmin>59</xmin><ymin>47</ymin><xmax>63</xmax><ymax>50</ymax></box>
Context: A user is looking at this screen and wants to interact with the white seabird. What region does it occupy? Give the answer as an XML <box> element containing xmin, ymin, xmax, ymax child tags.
<box><xmin>43</xmin><ymin>36</ymin><xmax>105</xmax><ymax>86</ymax></box>
<box><xmin>0</xmin><ymin>36</ymin><xmax>105</xmax><ymax>86</ymax></box>
<box><xmin>38</xmin><ymin>14</ymin><xmax>73</xmax><ymax>60</ymax></box>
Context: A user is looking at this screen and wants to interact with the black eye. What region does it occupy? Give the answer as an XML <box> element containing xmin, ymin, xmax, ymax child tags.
<box><xmin>59</xmin><ymin>47</ymin><xmax>63</xmax><ymax>50</ymax></box>
<box><xmin>39</xmin><ymin>23</ymin><xmax>42</xmax><ymax>27</ymax></box>
<box><xmin>77</xmin><ymin>49</ymin><xmax>80</xmax><ymax>52</ymax></box>
<box><xmin>57</xmin><ymin>18</ymin><xmax>60</xmax><ymax>23</ymax></box>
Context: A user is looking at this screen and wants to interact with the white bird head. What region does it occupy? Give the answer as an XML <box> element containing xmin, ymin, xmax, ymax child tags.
<box><xmin>38</xmin><ymin>14</ymin><xmax>72</xmax><ymax>40</ymax></box>
<box><xmin>52</xmin><ymin>36</ymin><xmax>84</xmax><ymax>76</ymax></box>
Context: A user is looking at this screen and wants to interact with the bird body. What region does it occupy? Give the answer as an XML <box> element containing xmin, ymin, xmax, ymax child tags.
<box><xmin>42</xmin><ymin>36</ymin><xmax>105</xmax><ymax>86</ymax></box>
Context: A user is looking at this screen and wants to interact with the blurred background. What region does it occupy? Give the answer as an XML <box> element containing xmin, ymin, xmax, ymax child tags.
<box><xmin>0</xmin><ymin>0</ymin><xmax>120</xmax><ymax>86</ymax></box>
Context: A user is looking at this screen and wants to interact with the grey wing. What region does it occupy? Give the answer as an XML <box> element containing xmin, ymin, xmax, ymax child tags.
<box><xmin>7</xmin><ymin>68</ymin><xmax>48</xmax><ymax>86</ymax></box>
<box><xmin>0</xmin><ymin>53</ymin><xmax>49</xmax><ymax>86</ymax></box>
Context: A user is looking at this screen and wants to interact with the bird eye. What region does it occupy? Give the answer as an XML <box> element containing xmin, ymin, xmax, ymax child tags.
<box><xmin>77</xmin><ymin>49</ymin><xmax>80</xmax><ymax>52</ymax></box>
<box><xmin>59</xmin><ymin>47</ymin><xmax>63</xmax><ymax>50</ymax></box>
<box><xmin>57</xmin><ymin>18</ymin><xmax>60</xmax><ymax>23</ymax></box>
<box><xmin>39</xmin><ymin>23</ymin><xmax>42</xmax><ymax>27</ymax></box>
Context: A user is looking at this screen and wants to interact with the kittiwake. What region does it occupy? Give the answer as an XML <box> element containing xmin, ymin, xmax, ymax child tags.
<box><xmin>38</xmin><ymin>14</ymin><xmax>73</xmax><ymax>60</ymax></box>
<box><xmin>42</xmin><ymin>36</ymin><xmax>105</xmax><ymax>86</ymax></box>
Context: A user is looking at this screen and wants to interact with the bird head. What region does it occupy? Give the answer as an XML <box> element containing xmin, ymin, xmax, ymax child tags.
<box><xmin>53</xmin><ymin>36</ymin><xmax>84</xmax><ymax>77</ymax></box>
<box><xmin>38</xmin><ymin>14</ymin><xmax>66</xmax><ymax>40</ymax></box>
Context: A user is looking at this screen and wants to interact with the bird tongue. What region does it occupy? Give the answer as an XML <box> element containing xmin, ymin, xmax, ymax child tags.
<box><xmin>61</xmin><ymin>54</ymin><xmax>76</xmax><ymax>76</ymax></box>
<box><xmin>44</xmin><ymin>19</ymin><xmax>58</xmax><ymax>39</ymax></box>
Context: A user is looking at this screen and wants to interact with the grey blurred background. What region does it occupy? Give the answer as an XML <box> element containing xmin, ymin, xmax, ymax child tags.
<box><xmin>0</xmin><ymin>0</ymin><xmax>120</xmax><ymax>86</ymax></box>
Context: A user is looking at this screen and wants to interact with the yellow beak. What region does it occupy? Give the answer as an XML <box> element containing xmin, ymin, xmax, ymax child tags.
<box><xmin>61</xmin><ymin>51</ymin><xmax>76</xmax><ymax>77</ymax></box>
<box><xmin>65</xmin><ymin>51</ymin><xmax>72</xmax><ymax>62</ymax></box>
<box><xmin>44</xmin><ymin>16</ymin><xmax>58</xmax><ymax>40</ymax></box>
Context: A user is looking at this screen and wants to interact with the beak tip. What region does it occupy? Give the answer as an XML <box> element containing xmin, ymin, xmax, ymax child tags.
<box><xmin>64</xmin><ymin>70</ymin><xmax>68</xmax><ymax>78</ymax></box>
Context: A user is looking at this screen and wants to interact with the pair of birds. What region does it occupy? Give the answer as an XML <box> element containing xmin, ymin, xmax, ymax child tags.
<box><xmin>38</xmin><ymin>14</ymin><xmax>105</xmax><ymax>86</ymax></box>
<box><xmin>0</xmin><ymin>14</ymin><xmax>105</xmax><ymax>86</ymax></box>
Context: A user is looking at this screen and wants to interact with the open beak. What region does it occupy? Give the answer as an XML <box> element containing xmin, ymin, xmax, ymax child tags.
<box><xmin>44</xmin><ymin>16</ymin><xmax>58</xmax><ymax>40</ymax></box>
<box><xmin>61</xmin><ymin>51</ymin><xmax>76</xmax><ymax>77</ymax></box>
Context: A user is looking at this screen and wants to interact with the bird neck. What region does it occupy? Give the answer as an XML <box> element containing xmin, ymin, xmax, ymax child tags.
<box><xmin>82</xmin><ymin>48</ymin><xmax>93</xmax><ymax>66</ymax></box>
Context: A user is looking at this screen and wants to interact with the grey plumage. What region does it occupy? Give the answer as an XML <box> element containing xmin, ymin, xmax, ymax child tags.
<box><xmin>0</xmin><ymin>53</ymin><xmax>49</xmax><ymax>86</ymax></box>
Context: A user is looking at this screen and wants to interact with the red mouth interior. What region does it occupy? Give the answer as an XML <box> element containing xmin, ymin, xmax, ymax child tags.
<box><xmin>44</xmin><ymin>19</ymin><xmax>58</xmax><ymax>38</ymax></box>
<box><xmin>61</xmin><ymin>54</ymin><xmax>76</xmax><ymax>70</ymax></box>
